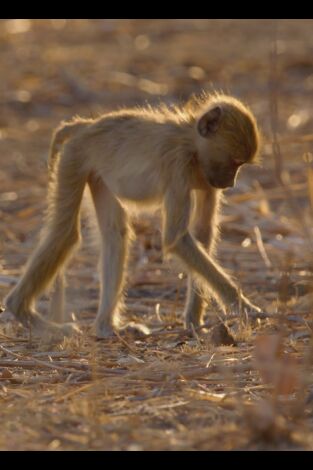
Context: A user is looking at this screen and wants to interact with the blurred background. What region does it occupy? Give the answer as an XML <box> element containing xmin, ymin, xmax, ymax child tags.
<box><xmin>1</xmin><ymin>19</ymin><xmax>313</xmax><ymax>299</ymax></box>
<box><xmin>1</xmin><ymin>19</ymin><xmax>313</xmax><ymax>450</ymax></box>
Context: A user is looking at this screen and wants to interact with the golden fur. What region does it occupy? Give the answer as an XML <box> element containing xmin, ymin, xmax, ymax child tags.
<box><xmin>5</xmin><ymin>92</ymin><xmax>262</xmax><ymax>340</ymax></box>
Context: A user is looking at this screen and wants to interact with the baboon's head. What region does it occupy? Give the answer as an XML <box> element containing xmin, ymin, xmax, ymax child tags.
<box><xmin>194</xmin><ymin>95</ymin><xmax>261</xmax><ymax>189</ymax></box>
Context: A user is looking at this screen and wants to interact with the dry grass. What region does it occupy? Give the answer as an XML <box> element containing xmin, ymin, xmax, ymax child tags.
<box><xmin>1</xmin><ymin>19</ymin><xmax>313</xmax><ymax>450</ymax></box>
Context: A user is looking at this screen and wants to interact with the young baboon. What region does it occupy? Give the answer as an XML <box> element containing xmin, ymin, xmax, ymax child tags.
<box><xmin>5</xmin><ymin>92</ymin><xmax>262</xmax><ymax>340</ymax></box>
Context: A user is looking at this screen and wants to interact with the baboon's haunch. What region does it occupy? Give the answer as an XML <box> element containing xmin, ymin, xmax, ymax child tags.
<box><xmin>5</xmin><ymin>92</ymin><xmax>262</xmax><ymax>340</ymax></box>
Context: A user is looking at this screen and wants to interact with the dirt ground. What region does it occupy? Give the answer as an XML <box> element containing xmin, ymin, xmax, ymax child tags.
<box><xmin>1</xmin><ymin>19</ymin><xmax>313</xmax><ymax>451</ymax></box>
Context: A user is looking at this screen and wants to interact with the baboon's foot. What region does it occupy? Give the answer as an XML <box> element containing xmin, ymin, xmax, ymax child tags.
<box><xmin>184</xmin><ymin>314</ymin><xmax>203</xmax><ymax>330</ymax></box>
<box><xmin>119</xmin><ymin>321</ymin><xmax>151</xmax><ymax>338</ymax></box>
<box><xmin>184</xmin><ymin>312</ymin><xmax>210</xmax><ymax>336</ymax></box>
<box><xmin>41</xmin><ymin>320</ymin><xmax>81</xmax><ymax>343</ymax></box>
<box><xmin>185</xmin><ymin>324</ymin><xmax>211</xmax><ymax>339</ymax></box>
<box><xmin>5</xmin><ymin>297</ymin><xmax>81</xmax><ymax>342</ymax></box>
<box><xmin>29</xmin><ymin>313</ymin><xmax>81</xmax><ymax>342</ymax></box>
<box><xmin>92</xmin><ymin>320</ymin><xmax>116</xmax><ymax>339</ymax></box>
<box><xmin>4</xmin><ymin>292</ymin><xmax>23</xmax><ymax>320</ymax></box>
<box><xmin>0</xmin><ymin>309</ymin><xmax>15</xmax><ymax>322</ymax></box>
<box><xmin>5</xmin><ymin>295</ymin><xmax>43</xmax><ymax>329</ymax></box>
<box><xmin>92</xmin><ymin>320</ymin><xmax>151</xmax><ymax>340</ymax></box>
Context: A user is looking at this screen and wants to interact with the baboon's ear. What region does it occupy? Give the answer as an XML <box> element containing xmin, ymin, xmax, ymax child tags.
<box><xmin>197</xmin><ymin>106</ymin><xmax>223</xmax><ymax>137</ymax></box>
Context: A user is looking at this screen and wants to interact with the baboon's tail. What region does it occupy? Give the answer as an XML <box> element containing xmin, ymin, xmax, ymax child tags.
<box><xmin>6</xmin><ymin>136</ymin><xmax>88</xmax><ymax>318</ymax></box>
<box><xmin>48</xmin><ymin>120</ymin><xmax>88</xmax><ymax>176</ymax></box>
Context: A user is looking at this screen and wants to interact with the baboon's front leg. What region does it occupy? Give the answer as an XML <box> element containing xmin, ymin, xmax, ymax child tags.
<box><xmin>163</xmin><ymin>187</ymin><xmax>261</xmax><ymax>318</ymax></box>
<box><xmin>184</xmin><ymin>188</ymin><xmax>220</xmax><ymax>328</ymax></box>
<box><xmin>175</xmin><ymin>232</ymin><xmax>261</xmax><ymax>314</ymax></box>
<box><xmin>89</xmin><ymin>175</ymin><xmax>129</xmax><ymax>338</ymax></box>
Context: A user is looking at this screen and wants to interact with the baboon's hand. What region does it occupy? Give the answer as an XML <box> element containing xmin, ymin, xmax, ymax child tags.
<box><xmin>238</xmin><ymin>297</ymin><xmax>268</xmax><ymax>320</ymax></box>
<box><xmin>227</xmin><ymin>296</ymin><xmax>268</xmax><ymax>320</ymax></box>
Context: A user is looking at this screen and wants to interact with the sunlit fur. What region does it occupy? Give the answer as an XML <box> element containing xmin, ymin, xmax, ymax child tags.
<box><xmin>5</xmin><ymin>92</ymin><xmax>262</xmax><ymax>340</ymax></box>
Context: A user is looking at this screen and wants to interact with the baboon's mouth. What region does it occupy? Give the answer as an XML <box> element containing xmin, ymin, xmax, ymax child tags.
<box><xmin>209</xmin><ymin>179</ymin><xmax>234</xmax><ymax>189</ymax></box>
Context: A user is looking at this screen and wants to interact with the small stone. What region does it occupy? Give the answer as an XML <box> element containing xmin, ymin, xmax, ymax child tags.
<box><xmin>211</xmin><ymin>323</ymin><xmax>236</xmax><ymax>346</ymax></box>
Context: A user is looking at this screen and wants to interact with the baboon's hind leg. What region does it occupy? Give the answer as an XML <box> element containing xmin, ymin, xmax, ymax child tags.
<box><xmin>5</xmin><ymin>143</ymin><xmax>85</xmax><ymax>340</ymax></box>
<box><xmin>88</xmin><ymin>175</ymin><xmax>130</xmax><ymax>338</ymax></box>
<box><xmin>48</xmin><ymin>273</ymin><xmax>70</xmax><ymax>324</ymax></box>
<box><xmin>184</xmin><ymin>189</ymin><xmax>219</xmax><ymax>328</ymax></box>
